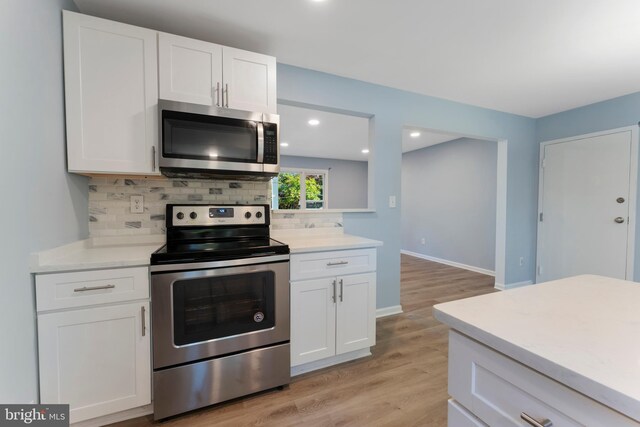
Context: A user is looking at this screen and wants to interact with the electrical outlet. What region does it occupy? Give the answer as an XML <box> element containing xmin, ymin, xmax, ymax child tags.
<box><xmin>130</xmin><ymin>195</ymin><xmax>144</xmax><ymax>213</ymax></box>
<box><xmin>420</xmin><ymin>237</ymin><xmax>426</xmax><ymax>245</ymax></box>
<box><xmin>389</xmin><ymin>195</ymin><xmax>396</xmax><ymax>208</ymax></box>
<box><xmin>519</xmin><ymin>256</ymin><xmax>524</xmax><ymax>266</ymax></box>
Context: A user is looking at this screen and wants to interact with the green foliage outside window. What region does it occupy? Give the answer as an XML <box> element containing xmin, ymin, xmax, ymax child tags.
<box><xmin>277</xmin><ymin>172</ymin><xmax>324</xmax><ymax>209</ymax></box>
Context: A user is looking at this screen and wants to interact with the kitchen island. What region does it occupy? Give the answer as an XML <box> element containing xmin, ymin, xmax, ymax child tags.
<box><xmin>434</xmin><ymin>275</ymin><xmax>640</xmax><ymax>426</ymax></box>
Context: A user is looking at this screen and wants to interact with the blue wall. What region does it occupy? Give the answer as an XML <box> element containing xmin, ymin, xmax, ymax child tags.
<box><xmin>537</xmin><ymin>92</ymin><xmax>640</xmax><ymax>281</ymax></box>
<box><xmin>278</xmin><ymin>64</ymin><xmax>538</xmax><ymax>308</ymax></box>
<box><xmin>1</xmin><ymin>0</ymin><xmax>85</xmax><ymax>403</ymax></box>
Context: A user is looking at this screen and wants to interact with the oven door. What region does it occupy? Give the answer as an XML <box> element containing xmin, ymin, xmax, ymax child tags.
<box><xmin>159</xmin><ymin>100</ymin><xmax>271</xmax><ymax>175</ymax></box>
<box><xmin>151</xmin><ymin>256</ymin><xmax>290</xmax><ymax>369</ymax></box>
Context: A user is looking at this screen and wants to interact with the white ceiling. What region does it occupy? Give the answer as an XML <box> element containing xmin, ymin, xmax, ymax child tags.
<box><xmin>74</xmin><ymin>0</ymin><xmax>640</xmax><ymax>118</ymax></box>
<box><xmin>278</xmin><ymin>104</ymin><xmax>369</xmax><ymax>162</ymax></box>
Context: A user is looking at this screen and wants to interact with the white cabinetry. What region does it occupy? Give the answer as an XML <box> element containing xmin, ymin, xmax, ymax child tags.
<box><xmin>36</xmin><ymin>267</ymin><xmax>151</xmax><ymax>424</ymax></box>
<box><xmin>159</xmin><ymin>33</ymin><xmax>277</xmax><ymax>114</ymax></box>
<box><xmin>63</xmin><ymin>11</ymin><xmax>159</xmax><ymax>175</ymax></box>
<box><xmin>448</xmin><ymin>330</ymin><xmax>638</xmax><ymax>427</ymax></box>
<box><xmin>290</xmin><ymin>248</ymin><xmax>376</xmax><ymax>372</ymax></box>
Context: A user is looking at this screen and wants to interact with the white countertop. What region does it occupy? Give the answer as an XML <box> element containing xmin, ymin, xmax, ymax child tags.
<box><xmin>31</xmin><ymin>235</ymin><xmax>164</xmax><ymax>273</ymax></box>
<box><xmin>271</xmin><ymin>229</ymin><xmax>382</xmax><ymax>253</ymax></box>
<box><xmin>433</xmin><ymin>275</ymin><xmax>640</xmax><ymax>421</ymax></box>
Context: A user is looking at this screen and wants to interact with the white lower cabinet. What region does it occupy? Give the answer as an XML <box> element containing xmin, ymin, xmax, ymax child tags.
<box><xmin>36</xmin><ymin>269</ymin><xmax>151</xmax><ymax>424</ymax></box>
<box><xmin>448</xmin><ymin>330</ymin><xmax>638</xmax><ymax>427</ymax></box>
<box><xmin>290</xmin><ymin>248</ymin><xmax>377</xmax><ymax>370</ymax></box>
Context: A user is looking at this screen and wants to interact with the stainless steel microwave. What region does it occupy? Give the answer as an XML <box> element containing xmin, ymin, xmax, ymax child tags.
<box><xmin>159</xmin><ymin>100</ymin><xmax>279</xmax><ymax>180</ymax></box>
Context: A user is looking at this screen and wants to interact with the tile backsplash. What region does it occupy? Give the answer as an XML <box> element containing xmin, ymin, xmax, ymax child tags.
<box><xmin>88</xmin><ymin>177</ymin><xmax>343</xmax><ymax>236</ymax></box>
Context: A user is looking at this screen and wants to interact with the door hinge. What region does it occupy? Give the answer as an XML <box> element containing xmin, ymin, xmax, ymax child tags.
<box><xmin>537</xmin><ymin>265</ymin><xmax>542</xmax><ymax>276</ymax></box>
<box><xmin>541</xmin><ymin>158</ymin><xmax>546</xmax><ymax>168</ymax></box>
<box><xmin>539</xmin><ymin>212</ymin><xmax>543</xmax><ymax>222</ymax></box>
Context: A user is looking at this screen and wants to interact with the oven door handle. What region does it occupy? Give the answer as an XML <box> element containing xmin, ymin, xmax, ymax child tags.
<box><xmin>257</xmin><ymin>122</ymin><xmax>265</xmax><ymax>163</ymax></box>
<box><xmin>150</xmin><ymin>254</ymin><xmax>290</xmax><ymax>273</ymax></box>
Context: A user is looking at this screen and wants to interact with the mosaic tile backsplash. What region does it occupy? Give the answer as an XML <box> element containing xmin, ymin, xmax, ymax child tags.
<box><xmin>88</xmin><ymin>177</ymin><xmax>343</xmax><ymax>236</ymax></box>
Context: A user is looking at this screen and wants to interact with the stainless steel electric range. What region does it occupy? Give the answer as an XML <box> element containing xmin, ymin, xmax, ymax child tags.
<box><xmin>150</xmin><ymin>204</ymin><xmax>290</xmax><ymax>420</ymax></box>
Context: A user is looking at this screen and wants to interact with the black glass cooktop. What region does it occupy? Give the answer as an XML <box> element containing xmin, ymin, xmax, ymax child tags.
<box><xmin>151</xmin><ymin>238</ymin><xmax>289</xmax><ymax>265</ymax></box>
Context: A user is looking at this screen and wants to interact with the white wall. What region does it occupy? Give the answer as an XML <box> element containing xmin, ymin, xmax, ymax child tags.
<box><xmin>401</xmin><ymin>138</ymin><xmax>497</xmax><ymax>272</ymax></box>
<box><xmin>0</xmin><ymin>0</ymin><xmax>86</xmax><ymax>402</ymax></box>
<box><xmin>280</xmin><ymin>155</ymin><xmax>368</xmax><ymax>209</ymax></box>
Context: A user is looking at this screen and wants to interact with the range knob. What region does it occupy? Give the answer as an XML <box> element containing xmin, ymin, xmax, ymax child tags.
<box><xmin>176</xmin><ymin>212</ymin><xmax>184</xmax><ymax>220</ymax></box>
<box><xmin>190</xmin><ymin>212</ymin><xmax>197</xmax><ymax>219</ymax></box>
<box><xmin>256</xmin><ymin>211</ymin><xmax>263</xmax><ymax>219</ymax></box>
<box><xmin>244</xmin><ymin>212</ymin><xmax>252</xmax><ymax>219</ymax></box>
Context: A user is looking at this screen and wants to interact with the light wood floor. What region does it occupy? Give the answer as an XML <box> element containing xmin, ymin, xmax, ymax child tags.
<box><xmin>112</xmin><ymin>254</ymin><xmax>495</xmax><ymax>427</ymax></box>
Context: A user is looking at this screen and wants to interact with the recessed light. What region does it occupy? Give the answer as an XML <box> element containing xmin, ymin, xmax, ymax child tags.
<box><xmin>361</xmin><ymin>149</ymin><xmax>370</xmax><ymax>154</ymax></box>
<box><xmin>410</xmin><ymin>131</ymin><xmax>421</xmax><ymax>138</ymax></box>
<box><xmin>280</xmin><ymin>142</ymin><xmax>289</xmax><ymax>147</ymax></box>
<box><xmin>308</xmin><ymin>119</ymin><xmax>320</xmax><ymax>126</ymax></box>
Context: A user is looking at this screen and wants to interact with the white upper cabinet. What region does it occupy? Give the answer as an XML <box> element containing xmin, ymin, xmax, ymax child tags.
<box><xmin>158</xmin><ymin>33</ymin><xmax>277</xmax><ymax>114</ymax></box>
<box><xmin>63</xmin><ymin>11</ymin><xmax>159</xmax><ymax>175</ymax></box>
<box><xmin>222</xmin><ymin>47</ymin><xmax>277</xmax><ymax>114</ymax></box>
<box><xmin>158</xmin><ymin>33</ymin><xmax>223</xmax><ymax>106</ymax></box>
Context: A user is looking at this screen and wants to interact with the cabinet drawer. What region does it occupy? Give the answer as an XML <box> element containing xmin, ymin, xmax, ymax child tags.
<box><xmin>449</xmin><ymin>330</ymin><xmax>638</xmax><ymax>427</ymax></box>
<box><xmin>290</xmin><ymin>248</ymin><xmax>376</xmax><ymax>281</ymax></box>
<box><xmin>448</xmin><ymin>399</ymin><xmax>488</xmax><ymax>427</ymax></box>
<box><xmin>36</xmin><ymin>267</ymin><xmax>149</xmax><ymax>312</ymax></box>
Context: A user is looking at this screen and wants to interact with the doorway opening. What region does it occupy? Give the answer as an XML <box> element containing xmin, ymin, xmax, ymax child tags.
<box><xmin>399</xmin><ymin>126</ymin><xmax>507</xmax><ymax>288</ymax></box>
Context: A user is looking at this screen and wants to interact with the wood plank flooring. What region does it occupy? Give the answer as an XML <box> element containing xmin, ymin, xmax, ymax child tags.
<box><xmin>111</xmin><ymin>254</ymin><xmax>495</xmax><ymax>427</ymax></box>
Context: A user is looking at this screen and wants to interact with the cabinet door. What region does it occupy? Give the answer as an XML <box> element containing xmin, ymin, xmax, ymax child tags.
<box><xmin>158</xmin><ymin>32</ymin><xmax>223</xmax><ymax>106</ymax></box>
<box><xmin>38</xmin><ymin>302</ymin><xmax>151</xmax><ymax>423</ymax></box>
<box><xmin>290</xmin><ymin>278</ymin><xmax>336</xmax><ymax>366</ymax></box>
<box><xmin>222</xmin><ymin>47</ymin><xmax>277</xmax><ymax>114</ymax></box>
<box><xmin>63</xmin><ymin>11</ymin><xmax>159</xmax><ymax>175</ymax></box>
<box><xmin>336</xmin><ymin>272</ymin><xmax>376</xmax><ymax>355</ymax></box>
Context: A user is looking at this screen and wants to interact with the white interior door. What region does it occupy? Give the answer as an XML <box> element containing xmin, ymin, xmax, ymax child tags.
<box><xmin>537</xmin><ymin>128</ymin><xmax>637</xmax><ymax>283</ymax></box>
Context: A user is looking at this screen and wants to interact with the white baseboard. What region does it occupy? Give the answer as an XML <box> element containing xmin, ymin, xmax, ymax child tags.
<box><xmin>494</xmin><ymin>280</ymin><xmax>533</xmax><ymax>291</ymax></box>
<box><xmin>376</xmin><ymin>305</ymin><xmax>403</xmax><ymax>318</ymax></box>
<box><xmin>401</xmin><ymin>250</ymin><xmax>495</xmax><ymax>277</ymax></box>
<box><xmin>291</xmin><ymin>348</ymin><xmax>371</xmax><ymax>377</ymax></box>
<box><xmin>72</xmin><ymin>404</ymin><xmax>153</xmax><ymax>426</ymax></box>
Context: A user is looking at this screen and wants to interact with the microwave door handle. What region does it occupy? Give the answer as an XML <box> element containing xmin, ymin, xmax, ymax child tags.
<box><xmin>257</xmin><ymin>122</ymin><xmax>264</xmax><ymax>163</ymax></box>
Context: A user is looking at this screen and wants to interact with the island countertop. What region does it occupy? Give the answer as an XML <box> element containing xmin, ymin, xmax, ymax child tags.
<box><xmin>433</xmin><ymin>275</ymin><xmax>640</xmax><ymax>422</ymax></box>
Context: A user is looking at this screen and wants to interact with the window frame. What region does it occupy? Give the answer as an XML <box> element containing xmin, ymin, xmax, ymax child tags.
<box><xmin>272</xmin><ymin>167</ymin><xmax>329</xmax><ymax>210</ymax></box>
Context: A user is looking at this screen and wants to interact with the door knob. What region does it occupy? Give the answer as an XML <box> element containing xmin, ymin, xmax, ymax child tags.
<box><xmin>617</xmin><ymin>197</ymin><xmax>625</xmax><ymax>203</ymax></box>
<box><xmin>614</xmin><ymin>217</ymin><xmax>625</xmax><ymax>224</ymax></box>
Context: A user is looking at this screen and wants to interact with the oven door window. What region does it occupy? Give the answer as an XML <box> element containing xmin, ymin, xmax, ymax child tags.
<box><xmin>172</xmin><ymin>271</ymin><xmax>275</xmax><ymax>346</ymax></box>
<box><xmin>163</xmin><ymin>110</ymin><xmax>258</xmax><ymax>163</ymax></box>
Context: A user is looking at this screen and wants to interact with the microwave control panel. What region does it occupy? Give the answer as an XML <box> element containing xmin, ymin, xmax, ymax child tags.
<box><xmin>263</xmin><ymin>123</ymin><xmax>278</xmax><ymax>164</ymax></box>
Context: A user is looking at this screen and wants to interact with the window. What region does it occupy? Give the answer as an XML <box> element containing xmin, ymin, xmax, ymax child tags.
<box><xmin>271</xmin><ymin>168</ymin><xmax>328</xmax><ymax>210</ymax></box>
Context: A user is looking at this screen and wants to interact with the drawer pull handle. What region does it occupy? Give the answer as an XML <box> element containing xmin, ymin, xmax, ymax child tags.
<box><xmin>327</xmin><ymin>261</ymin><xmax>349</xmax><ymax>266</ymax></box>
<box><xmin>73</xmin><ymin>284</ymin><xmax>115</xmax><ymax>292</ymax></box>
<box><xmin>521</xmin><ymin>413</ymin><xmax>552</xmax><ymax>427</ymax></box>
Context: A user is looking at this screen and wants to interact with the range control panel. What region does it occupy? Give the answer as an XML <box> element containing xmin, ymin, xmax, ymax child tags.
<box><xmin>170</xmin><ymin>205</ymin><xmax>268</xmax><ymax>227</ymax></box>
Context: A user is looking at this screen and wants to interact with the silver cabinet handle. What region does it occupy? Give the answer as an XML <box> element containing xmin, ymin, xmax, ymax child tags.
<box><xmin>152</xmin><ymin>146</ymin><xmax>156</xmax><ymax>171</ymax></box>
<box><xmin>521</xmin><ymin>413</ymin><xmax>552</xmax><ymax>427</ymax></box>
<box><xmin>331</xmin><ymin>279</ymin><xmax>337</xmax><ymax>303</ymax></box>
<box><xmin>615</xmin><ymin>217</ymin><xmax>625</xmax><ymax>224</ymax></box>
<box><xmin>141</xmin><ymin>306</ymin><xmax>146</xmax><ymax>337</ymax></box>
<box><xmin>215</xmin><ymin>82</ymin><xmax>220</xmax><ymax>106</ymax></box>
<box><xmin>74</xmin><ymin>284</ymin><xmax>115</xmax><ymax>292</ymax></box>
<box><xmin>225</xmin><ymin>83</ymin><xmax>229</xmax><ymax>107</ymax></box>
<box><xmin>339</xmin><ymin>279</ymin><xmax>344</xmax><ymax>302</ymax></box>
<box><xmin>327</xmin><ymin>261</ymin><xmax>349</xmax><ymax>266</ymax></box>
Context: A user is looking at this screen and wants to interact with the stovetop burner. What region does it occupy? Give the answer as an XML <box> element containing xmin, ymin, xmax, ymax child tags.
<box><xmin>151</xmin><ymin>204</ymin><xmax>289</xmax><ymax>265</ymax></box>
